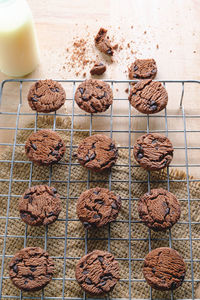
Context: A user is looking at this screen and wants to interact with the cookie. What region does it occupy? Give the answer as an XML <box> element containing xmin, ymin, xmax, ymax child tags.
<box><xmin>19</xmin><ymin>185</ymin><xmax>61</xmax><ymax>226</ymax></box>
<box><xmin>76</xmin><ymin>134</ymin><xmax>118</xmax><ymax>172</ymax></box>
<box><xmin>28</xmin><ymin>79</ymin><xmax>66</xmax><ymax>113</ymax></box>
<box><xmin>90</xmin><ymin>62</ymin><xmax>106</xmax><ymax>75</ymax></box>
<box><xmin>138</xmin><ymin>188</ymin><xmax>181</xmax><ymax>231</ymax></box>
<box><xmin>143</xmin><ymin>247</ymin><xmax>186</xmax><ymax>291</ymax></box>
<box><xmin>133</xmin><ymin>133</ymin><xmax>173</xmax><ymax>171</ymax></box>
<box><xmin>9</xmin><ymin>247</ymin><xmax>54</xmax><ymax>291</ymax></box>
<box><xmin>25</xmin><ymin>129</ymin><xmax>66</xmax><ymax>165</ymax></box>
<box><xmin>77</xmin><ymin>187</ymin><xmax>121</xmax><ymax>228</ymax></box>
<box><xmin>95</xmin><ymin>28</ymin><xmax>114</xmax><ymax>56</ymax></box>
<box><xmin>75</xmin><ymin>250</ymin><xmax>120</xmax><ymax>295</ymax></box>
<box><xmin>129</xmin><ymin>59</ymin><xmax>157</xmax><ymax>79</ymax></box>
<box><xmin>129</xmin><ymin>79</ymin><xmax>168</xmax><ymax>114</ymax></box>
<box><xmin>75</xmin><ymin>79</ymin><xmax>113</xmax><ymax>113</ymax></box>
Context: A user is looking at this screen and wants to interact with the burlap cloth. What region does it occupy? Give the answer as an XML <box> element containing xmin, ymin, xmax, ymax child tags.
<box><xmin>1</xmin><ymin>115</ymin><xmax>200</xmax><ymax>299</ymax></box>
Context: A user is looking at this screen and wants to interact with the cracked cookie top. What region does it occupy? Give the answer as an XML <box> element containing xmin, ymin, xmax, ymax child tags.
<box><xmin>133</xmin><ymin>133</ymin><xmax>173</xmax><ymax>171</ymax></box>
<box><xmin>19</xmin><ymin>185</ymin><xmax>62</xmax><ymax>226</ymax></box>
<box><xmin>75</xmin><ymin>79</ymin><xmax>113</xmax><ymax>113</ymax></box>
<box><xmin>128</xmin><ymin>79</ymin><xmax>168</xmax><ymax>114</ymax></box>
<box><xmin>75</xmin><ymin>250</ymin><xmax>120</xmax><ymax>295</ymax></box>
<box><xmin>143</xmin><ymin>247</ymin><xmax>186</xmax><ymax>291</ymax></box>
<box><xmin>77</xmin><ymin>187</ymin><xmax>121</xmax><ymax>228</ymax></box>
<box><xmin>9</xmin><ymin>247</ymin><xmax>54</xmax><ymax>291</ymax></box>
<box><xmin>76</xmin><ymin>134</ymin><xmax>118</xmax><ymax>172</ymax></box>
<box><xmin>138</xmin><ymin>188</ymin><xmax>181</xmax><ymax>231</ymax></box>
<box><xmin>25</xmin><ymin>129</ymin><xmax>66</xmax><ymax>165</ymax></box>
<box><xmin>28</xmin><ymin>79</ymin><xmax>66</xmax><ymax>113</ymax></box>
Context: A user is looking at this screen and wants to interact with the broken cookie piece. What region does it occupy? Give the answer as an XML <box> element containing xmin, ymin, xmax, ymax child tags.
<box><xmin>94</xmin><ymin>28</ymin><xmax>114</xmax><ymax>56</ymax></box>
<box><xmin>90</xmin><ymin>62</ymin><xmax>106</xmax><ymax>75</ymax></box>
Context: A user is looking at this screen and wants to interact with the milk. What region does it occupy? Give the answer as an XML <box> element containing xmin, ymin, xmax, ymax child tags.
<box><xmin>0</xmin><ymin>0</ymin><xmax>39</xmax><ymax>77</ymax></box>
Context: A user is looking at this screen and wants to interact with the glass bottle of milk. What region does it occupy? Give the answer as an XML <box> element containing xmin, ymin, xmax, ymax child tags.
<box><xmin>0</xmin><ymin>0</ymin><xmax>39</xmax><ymax>77</ymax></box>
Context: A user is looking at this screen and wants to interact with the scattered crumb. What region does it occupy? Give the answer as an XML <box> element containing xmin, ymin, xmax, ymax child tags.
<box><xmin>83</xmin><ymin>72</ymin><xmax>86</xmax><ymax>77</ymax></box>
<box><xmin>193</xmin><ymin>50</ymin><xmax>196</xmax><ymax>53</ymax></box>
<box><xmin>116</xmin><ymin>88</ymin><xmax>119</xmax><ymax>92</ymax></box>
<box><xmin>113</xmin><ymin>44</ymin><xmax>118</xmax><ymax>50</ymax></box>
<box><xmin>75</xmin><ymin>72</ymin><xmax>79</xmax><ymax>76</ymax></box>
<box><xmin>170</xmin><ymin>50</ymin><xmax>172</xmax><ymax>53</ymax></box>
<box><xmin>125</xmin><ymin>88</ymin><xmax>129</xmax><ymax>93</ymax></box>
<box><xmin>131</xmin><ymin>25</ymin><xmax>133</xmax><ymax>29</ymax></box>
<box><xmin>156</xmin><ymin>44</ymin><xmax>159</xmax><ymax>49</ymax></box>
<box><xmin>127</xmin><ymin>43</ymin><xmax>130</xmax><ymax>48</ymax></box>
<box><xmin>144</xmin><ymin>31</ymin><xmax>147</xmax><ymax>34</ymax></box>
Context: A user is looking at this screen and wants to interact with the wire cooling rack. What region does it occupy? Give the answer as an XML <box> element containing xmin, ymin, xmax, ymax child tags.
<box><xmin>0</xmin><ymin>79</ymin><xmax>200</xmax><ymax>300</ymax></box>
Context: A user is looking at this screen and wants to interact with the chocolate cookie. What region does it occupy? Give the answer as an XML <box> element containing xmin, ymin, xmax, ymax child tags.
<box><xmin>76</xmin><ymin>134</ymin><xmax>118</xmax><ymax>172</ymax></box>
<box><xmin>75</xmin><ymin>79</ymin><xmax>113</xmax><ymax>113</ymax></box>
<box><xmin>129</xmin><ymin>59</ymin><xmax>157</xmax><ymax>79</ymax></box>
<box><xmin>28</xmin><ymin>79</ymin><xmax>66</xmax><ymax>113</ymax></box>
<box><xmin>25</xmin><ymin>129</ymin><xmax>66</xmax><ymax>165</ymax></box>
<box><xmin>77</xmin><ymin>187</ymin><xmax>121</xmax><ymax>228</ymax></box>
<box><xmin>95</xmin><ymin>28</ymin><xmax>114</xmax><ymax>56</ymax></box>
<box><xmin>143</xmin><ymin>247</ymin><xmax>186</xmax><ymax>291</ymax></box>
<box><xmin>138</xmin><ymin>188</ymin><xmax>181</xmax><ymax>231</ymax></box>
<box><xmin>90</xmin><ymin>62</ymin><xmax>106</xmax><ymax>76</ymax></box>
<box><xmin>129</xmin><ymin>79</ymin><xmax>168</xmax><ymax>114</ymax></box>
<box><xmin>133</xmin><ymin>133</ymin><xmax>173</xmax><ymax>171</ymax></box>
<box><xmin>19</xmin><ymin>185</ymin><xmax>61</xmax><ymax>226</ymax></box>
<box><xmin>9</xmin><ymin>247</ymin><xmax>54</xmax><ymax>291</ymax></box>
<box><xmin>75</xmin><ymin>250</ymin><xmax>120</xmax><ymax>295</ymax></box>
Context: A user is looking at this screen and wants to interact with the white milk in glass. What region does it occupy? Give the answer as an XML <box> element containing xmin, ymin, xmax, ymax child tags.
<box><xmin>0</xmin><ymin>0</ymin><xmax>39</xmax><ymax>77</ymax></box>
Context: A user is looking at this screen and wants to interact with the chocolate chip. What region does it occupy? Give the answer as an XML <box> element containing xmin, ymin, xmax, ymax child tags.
<box><xmin>13</xmin><ymin>264</ymin><xmax>18</xmax><ymax>273</ymax></box>
<box><xmin>96</xmin><ymin>86</ymin><xmax>103</xmax><ymax>89</ymax></box>
<box><xmin>93</xmin><ymin>190</ymin><xmax>100</xmax><ymax>195</ymax></box>
<box><xmin>110</xmin><ymin>143</ymin><xmax>115</xmax><ymax>150</ymax></box>
<box><xmin>31</xmin><ymin>143</ymin><xmax>37</xmax><ymax>150</ymax></box>
<box><xmin>99</xmin><ymin>281</ymin><xmax>106</xmax><ymax>286</ymax></box>
<box><xmin>20</xmin><ymin>212</ymin><xmax>27</xmax><ymax>219</ymax></box>
<box><xmin>89</xmin><ymin>153</ymin><xmax>96</xmax><ymax>160</ymax></box>
<box><xmin>85</xmin><ymin>278</ymin><xmax>92</xmax><ymax>284</ymax></box>
<box><xmin>98</xmin><ymin>256</ymin><xmax>104</xmax><ymax>263</ymax></box>
<box><xmin>50</xmin><ymin>151</ymin><xmax>57</xmax><ymax>156</ymax></box>
<box><xmin>107</xmin><ymin>48</ymin><xmax>113</xmax><ymax>55</ymax></box>
<box><xmin>24</xmin><ymin>194</ymin><xmax>30</xmax><ymax>199</ymax></box>
<box><xmin>82</xmin><ymin>269</ymin><xmax>88</xmax><ymax>274</ymax></box>
<box><xmin>79</xmin><ymin>88</ymin><xmax>84</xmax><ymax>94</ymax></box>
<box><xmin>137</xmin><ymin>152</ymin><xmax>143</xmax><ymax>159</ymax></box>
<box><xmin>82</xmin><ymin>96</ymin><xmax>89</xmax><ymax>101</ymax></box>
<box><xmin>30</xmin><ymin>266</ymin><xmax>36</xmax><ymax>272</ymax></box>
<box><xmin>152</xmin><ymin>69</ymin><xmax>157</xmax><ymax>73</ymax></box>
<box><xmin>55</xmin><ymin>143</ymin><xmax>62</xmax><ymax>150</ymax></box>
<box><xmin>134</xmin><ymin>66</ymin><xmax>138</xmax><ymax>71</ymax></box>
<box><xmin>28</xmin><ymin>197</ymin><xmax>33</xmax><ymax>204</ymax></box>
<box><xmin>93</xmin><ymin>214</ymin><xmax>100</xmax><ymax>219</ymax></box>
<box><xmin>52</xmin><ymin>188</ymin><xmax>57</xmax><ymax>194</ymax></box>
<box><xmin>111</xmin><ymin>202</ymin><xmax>117</xmax><ymax>209</ymax></box>
<box><xmin>24</xmin><ymin>280</ymin><xmax>28</xmax><ymax>284</ymax></box>
<box><xmin>165</xmin><ymin>208</ymin><xmax>170</xmax><ymax>214</ymax></box>
<box><xmin>47</xmin><ymin>212</ymin><xmax>55</xmax><ymax>217</ymax></box>
<box><xmin>50</xmin><ymin>88</ymin><xmax>60</xmax><ymax>92</ymax></box>
<box><xmin>83</xmin><ymin>221</ymin><xmax>90</xmax><ymax>227</ymax></box>
<box><xmin>150</xmin><ymin>101</ymin><xmax>158</xmax><ymax>111</ymax></box>
<box><xmin>31</xmin><ymin>97</ymin><xmax>38</xmax><ymax>102</ymax></box>
<box><xmin>85</xmin><ymin>155</ymin><xmax>90</xmax><ymax>162</ymax></box>
<box><xmin>152</xmin><ymin>139</ymin><xmax>157</xmax><ymax>144</ymax></box>
<box><xmin>95</xmin><ymin>199</ymin><xmax>104</xmax><ymax>205</ymax></box>
<box><xmin>97</xmin><ymin>94</ymin><xmax>104</xmax><ymax>100</ymax></box>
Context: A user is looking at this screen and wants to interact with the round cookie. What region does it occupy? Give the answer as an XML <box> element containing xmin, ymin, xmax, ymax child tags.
<box><xmin>76</xmin><ymin>134</ymin><xmax>118</xmax><ymax>172</ymax></box>
<box><xmin>129</xmin><ymin>59</ymin><xmax>157</xmax><ymax>80</ymax></box>
<box><xmin>25</xmin><ymin>129</ymin><xmax>66</xmax><ymax>165</ymax></box>
<box><xmin>75</xmin><ymin>250</ymin><xmax>120</xmax><ymax>295</ymax></box>
<box><xmin>75</xmin><ymin>79</ymin><xmax>113</xmax><ymax>113</ymax></box>
<box><xmin>28</xmin><ymin>79</ymin><xmax>66</xmax><ymax>113</ymax></box>
<box><xmin>19</xmin><ymin>185</ymin><xmax>61</xmax><ymax>226</ymax></box>
<box><xmin>138</xmin><ymin>188</ymin><xmax>181</xmax><ymax>231</ymax></box>
<box><xmin>133</xmin><ymin>133</ymin><xmax>173</xmax><ymax>171</ymax></box>
<box><xmin>143</xmin><ymin>247</ymin><xmax>186</xmax><ymax>291</ymax></box>
<box><xmin>77</xmin><ymin>187</ymin><xmax>121</xmax><ymax>228</ymax></box>
<box><xmin>9</xmin><ymin>247</ymin><xmax>54</xmax><ymax>291</ymax></box>
<box><xmin>128</xmin><ymin>79</ymin><xmax>168</xmax><ymax>114</ymax></box>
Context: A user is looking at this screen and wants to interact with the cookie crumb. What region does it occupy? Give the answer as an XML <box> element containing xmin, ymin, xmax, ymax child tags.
<box><xmin>83</xmin><ymin>72</ymin><xmax>86</xmax><ymax>77</ymax></box>
<box><xmin>90</xmin><ymin>62</ymin><xmax>106</xmax><ymax>76</ymax></box>
<box><xmin>94</xmin><ymin>28</ymin><xmax>115</xmax><ymax>56</ymax></box>
<box><xmin>156</xmin><ymin>44</ymin><xmax>159</xmax><ymax>49</ymax></box>
<box><xmin>144</xmin><ymin>31</ymin><xmax>147</xmax><ymax>34</ymax></box>
<box><xmin>125</xmin><ymin>88</ymin><xmax>129</xmax><ymax>93</ymax></box>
